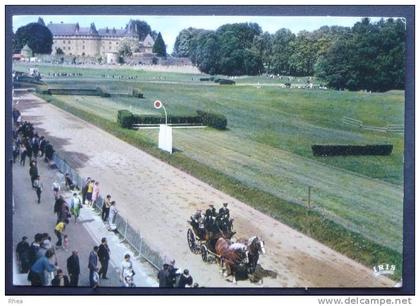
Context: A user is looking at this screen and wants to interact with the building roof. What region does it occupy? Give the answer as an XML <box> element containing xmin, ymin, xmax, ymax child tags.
<box><xmin>21</xmin><ymin>44</ymin><xmax>32</xmax><ymax>52</ymax></box>
<box><xmin>142</xmin><ymin>34</ymin><xmax>155</xmax><ymax>47</ymax></box>
<box><xmin>48</xmin><ymin>21</ymin><xmax>137</xmax><ymax>38</ymax></box>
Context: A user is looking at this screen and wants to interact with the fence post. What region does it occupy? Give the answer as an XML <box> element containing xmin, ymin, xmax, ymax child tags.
<box><xmin>307</xmin><ymin>186</ymin><xmax>312</xmax><ymax>209</ymax></box>
<box><xmin>120</xmin><ymin>219</ymin><xmax>128</xmax><ymax>243</ymax></box>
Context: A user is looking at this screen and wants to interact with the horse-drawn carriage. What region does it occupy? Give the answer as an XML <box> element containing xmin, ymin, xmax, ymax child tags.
<box><xmin>187</xmin><ymin>205</ymin><xmax>265</xmax><ymax>282</ymax></box>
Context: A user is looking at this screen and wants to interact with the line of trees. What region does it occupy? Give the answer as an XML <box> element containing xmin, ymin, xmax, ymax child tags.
<box><xmin>173</xmin><ymin>18</ymin><xmax>406</xmax><ymax>92</ymax></box>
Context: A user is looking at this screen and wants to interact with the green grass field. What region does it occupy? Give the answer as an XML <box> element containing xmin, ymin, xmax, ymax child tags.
<box><xmin>14</xmin><ymin>63</ymin><xmax>404</xmax><ymax>271</ymax></box>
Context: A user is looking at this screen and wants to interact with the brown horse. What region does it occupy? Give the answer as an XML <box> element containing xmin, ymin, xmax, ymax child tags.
<box><xmin>215</xmin><ymin>237</ymin><xmax>248</xmax><ymax>283</ymax></box>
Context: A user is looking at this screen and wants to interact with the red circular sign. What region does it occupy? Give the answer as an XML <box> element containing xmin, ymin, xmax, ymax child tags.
<box><xmin>154</xmin><ymin>100</ymin><xmax>162</xmax><ymax>109</ymax></box>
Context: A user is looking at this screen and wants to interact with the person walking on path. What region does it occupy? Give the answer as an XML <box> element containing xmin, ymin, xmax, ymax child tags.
<box><xmin>81</xmin><ymin>177</ymin><xmax>91</xmax><ymax>205</ymax></box>
<box><xmin>16</xmin><ymin>236</ymin><xmax>31</xmax><ymax>273</ymax></box>
<box><xmin>13</xmin><ymin>141</ymin><xmax>20</xmax><ymax>163</ymax></box>
<box><xmin>54</xmin><ymin>220</ymin><xmax>66</xmax><ymax>248</ymax></box>
<box><xmin>120</xmin><ymin>254</ymin><xmax>134</xmax><ymax>284</ymax></box>
<box><xmin>29</xmin><ymin>160</ymin><xmax>38</xmax><ymax>187</ymax></box>
<box><xmin>51</xmin><ymin>269</ymin><xmax>70</xmax><ymax>287</ymax></box>
<box><xmin>97</xmin><ymin>238</ymin><xmax>110</xmax><ymax>280</ymax></box>
<box><xmin>88</xmin><ymin>246</ymin><xmax>99</xmax><ymax>288</ymax></box>
<box><xmin>19</xmin><ymin>143</ymin><xmax>27</xmax><ymax>166</ymax></box>
<box><xmin>86</xmin><ymin>180</ymin><xmax>95</xmax><ymax>207</ymax></box>
<box><xmin>28</xmin><ymin>233</ymin><xmax>43</xmax><ymax>267</ymax></box>
<box><xmin>108</xmin><ymin>201</ymin><xmax>118</xmax><ymax>230</ymax></box>
<box><xmin>52</xmin><ymin>181</ymin><xmax>61</xmax><ymax>200</ymax></box>
<box><xmin>70</xmin><ymin>192</ymin><xmax>83</xmax><ymax>223</ymax></box>
<box><xmin>28</xmin><ymin>249</ymin><xmax>57</xmax><ymax>286</ymax></box>
<box><xmin>67</xmin><ymin>250</ymin><xmax>80</xmax><ymax>287</ymax></box>
<box><xmin>32</xmin><ymin>175</ymin><xmax>43</xmax><ymax>204</ymax></box>
<box><xmin>157</xmin><ymin>264</ymin><xmax>171</xmax><ymax>288</ymax></box>
<box><xmin>92</xmin><ymin>181</ymin><xmax>100</xmax><ymax>206</ymax></box>
<box><xmin>101</xmin><ymin>194</ymin><xmax>111</xmax><ymax>222</ymax></box>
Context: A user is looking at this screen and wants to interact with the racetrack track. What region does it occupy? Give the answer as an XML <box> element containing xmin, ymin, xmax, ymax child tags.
<box><xmin>16</xmin><ymin>93</ymin><xmax>395</xmax><ymax>287</ymax></box>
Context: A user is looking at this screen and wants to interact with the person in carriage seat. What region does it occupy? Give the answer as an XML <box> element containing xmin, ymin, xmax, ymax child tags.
<box><xmin>219</xmin><ymin>203</ymin><xmax>230</xmax><ymax>220</ymax></box>
<box><xmin>204</xmin><ymin>205</ymin><xmax>219</xmax><ymax>238</ymax></box>
<box><xmin>216</xmin><ymin>203</ymin><xmax>235</xmax><ymax>236</ymax></box>
<box><xmin>190</xmin><ymin>210</ymin><xmax>205</xmax><ymax>239</ymax></box>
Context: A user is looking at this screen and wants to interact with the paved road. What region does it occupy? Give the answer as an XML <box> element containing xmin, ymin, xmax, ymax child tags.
<box><xmin>12</xmin><ymin>153</ymin><xmax>157</xmax><ymax>287</ymax></box>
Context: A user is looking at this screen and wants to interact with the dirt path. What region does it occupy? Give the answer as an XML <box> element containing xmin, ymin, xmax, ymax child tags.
<box><xmin>16</xmin><ymin>93</ymin><xmax>395</xmax><ymax>288</ymax></box>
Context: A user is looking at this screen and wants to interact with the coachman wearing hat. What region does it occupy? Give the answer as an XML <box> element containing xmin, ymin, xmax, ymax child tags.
<box><xmin>218</xmin><ymin>203</ymin><xmax>230</xmax><ymax>220</ymax></box>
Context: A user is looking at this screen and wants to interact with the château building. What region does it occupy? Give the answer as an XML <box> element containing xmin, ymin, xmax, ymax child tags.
<box><xmin>46</xmin><ymin>19</ymin><xmax>155</xmax><ymax>57</ymax></box>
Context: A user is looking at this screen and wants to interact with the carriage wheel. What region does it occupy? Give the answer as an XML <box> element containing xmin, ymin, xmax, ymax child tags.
<box><xmin>201</xmin><ymin>245</ymin><xmax>209</xmax><ymax>262</ymax></box>
<box><xmin>187</xmin><ymin>229</ymin><xmax>197</xmax><ymax>253</ymax></box>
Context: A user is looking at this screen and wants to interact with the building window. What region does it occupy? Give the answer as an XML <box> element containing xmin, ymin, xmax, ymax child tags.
<box><xmin>68</xmin><ymin>40</ymin><xmax>71</xmax><ymax>44</ymax></box>
<box><xmin>83</xmin><ymin>40</ymin><xmax>85</xmax><ymax>44</ymax></box>
<box><xmin>63</xmin><ymin>41</ymin><xmax>66</xmax><ymax>44</ymax></box>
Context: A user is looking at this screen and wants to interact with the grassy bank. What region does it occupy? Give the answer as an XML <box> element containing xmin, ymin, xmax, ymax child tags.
<box><xmin>37</xmin><ymin>92</ymin><xmax>402</xmax><ymax>280</ymax></box>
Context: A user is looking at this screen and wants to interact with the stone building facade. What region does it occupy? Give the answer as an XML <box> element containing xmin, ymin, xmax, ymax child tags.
<box><xmin>46</xmin><ymin>20</ymin><xmax>155</xmax><ymax>58</ymax></box>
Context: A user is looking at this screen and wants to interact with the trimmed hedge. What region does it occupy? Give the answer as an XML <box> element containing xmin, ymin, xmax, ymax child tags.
<box><xmin>117</xmin><ymin>110</ymin><xmax>134</xmax><ymax>128</ymax></box>
<box><xmin>132</xmin><ymin>88</ymin><xmax>144</xmax><ymax>98</ymax></box>
<box><xmin>197</xmin><ymin>110</ymin><xmax>227</xmax><ymax>130</ymax></box>
<box><xmin>133</xmin><ymin>115</ymin><xmax>203</xmax><ymax>125</ymax></box>
<box><xmin>117</xmin><ymin>109</ymin><xmax>228</xmax><ymax>130</ymax></box>
<box><xmin>218</xmin><ymin>79</ymin><xmax>236</xmax><ymax>85</ymax></box>
<box><xmin>312</xmin><ymin>144</ymin><xmax>393</xmax><ymax>156</ymax></box>
<box><xmin>199</xmin><ymin>78</ymin><xmax>211</xmax><ymax>81</ymax></box>
<box><xmin>47</xmin><ymin>88</ymin><xmax>99</xmax><ymax>96</ymax></box>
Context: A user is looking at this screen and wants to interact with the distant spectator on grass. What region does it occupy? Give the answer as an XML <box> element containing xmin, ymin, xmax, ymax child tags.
<box><xmin>101</xmin><ymin>194</ymin><xmax>111</xmax><ymax>222</ymax></box>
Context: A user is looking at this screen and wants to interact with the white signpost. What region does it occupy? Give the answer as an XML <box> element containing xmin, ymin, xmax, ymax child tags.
<box><xmin>154</xmin><ymin>100</ymin><xmax>173</xmax><ymax>154</ymax></box>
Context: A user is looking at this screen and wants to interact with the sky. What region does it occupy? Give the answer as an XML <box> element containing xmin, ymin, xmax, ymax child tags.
<box><xmin>12</xmin><ymin>15</ymin><xmax>388</xmax><ymax>53</ymax></box>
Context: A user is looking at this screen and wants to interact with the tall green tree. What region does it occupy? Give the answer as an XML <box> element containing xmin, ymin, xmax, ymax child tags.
<box><xmin>14</xmin><ymin>22</ymin><xmax>53</xmax><ymax>54</ymax></box>
<box><xmin>270</xmin><ymin>28</ymin><xmax>296</xmax><ymax>75</ymax></box>
<box><xmin>315</xmin><ymin>18</ymin><xmax>405</xmax><ymax>91</ymax></box>
<box><xmin>127</xmin><ymin>19</ymin><xmax>152</xmax><ymax>40</ymax></box>
<box><xmin>153</xmin><ymin>32</ymin><xmax>167</xmax><ymax>57</ymax></box>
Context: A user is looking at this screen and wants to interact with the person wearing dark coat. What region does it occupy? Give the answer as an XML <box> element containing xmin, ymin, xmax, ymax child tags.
<box><xmin>157</xmin><ymin>264</ymin><xmax>171</xmax><ymax>288</ymax></box>
<box><xmin>16</xmin><ymin>236</ymin><xmax>31</xmax><ymax>273</ymax></box>
<box><xmin>167</xmin><ymin>260</ymin><xmax>179</xmax><ymax>288</ymax></box>
<box><xmin>29</xmin><ymin>162</ymin><xmax>38</xmax><ymax>187</ymax></box>
<box><xmin>67</xmin><ymin>251</ymin><xmax>80</xmax><ymax>286</ymax></box>
<box><xmin>28</xmin><ymin>233</ymin><xmax>43</xmax><ymax>267</ymax></box>
<box><xmin>88</xmin><ymin>246</ymin><xmax>99</xmax><ymax>288</ymax></box>
<box><xmin>97</xmin><ymin>238</ymin><xmax>110</xmax><ymax>279</ymax></box>
<box><xmin>51</xmin><ymin>269</ymin><xmax>70</xmax><ymax>287</ymax></box>
<box><xmin>178</xmin><ymin>269</ymin><xmax>193</xmax><ymax>288</ymax></box>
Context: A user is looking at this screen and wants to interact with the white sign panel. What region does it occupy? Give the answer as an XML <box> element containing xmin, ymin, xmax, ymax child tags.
<box><xmin>158</xmin><ymin>124</ymin><xmax>173</xmax><ymax>154</ymax></box>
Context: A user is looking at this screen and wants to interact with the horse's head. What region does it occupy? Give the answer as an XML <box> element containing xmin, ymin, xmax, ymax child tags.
<box><xmin>249</xmin><ymin>236</ymin><xmax>265</xmax><ymax>255</ymax></box>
